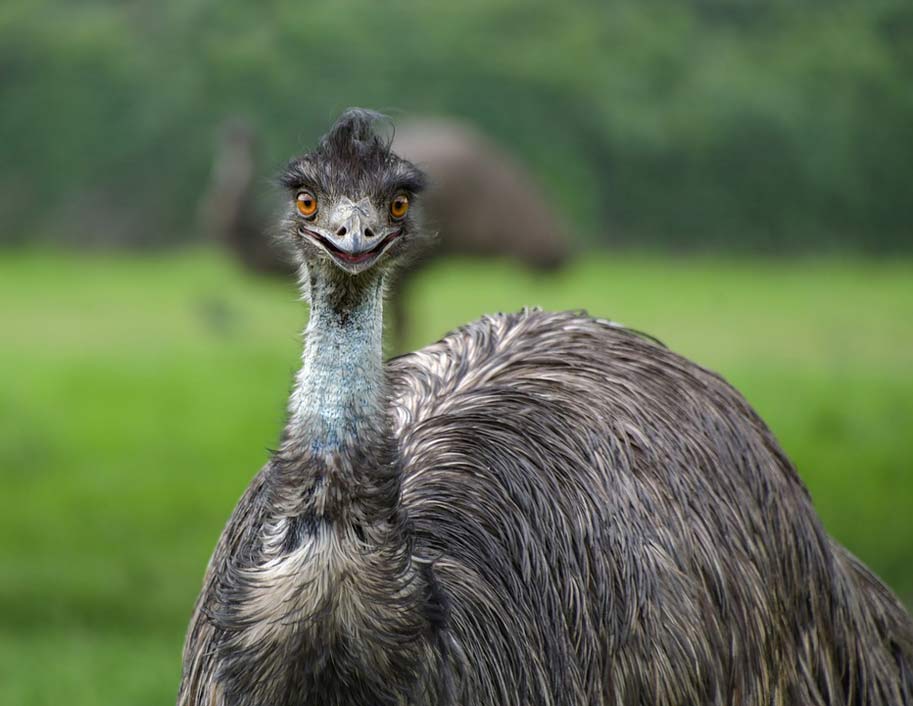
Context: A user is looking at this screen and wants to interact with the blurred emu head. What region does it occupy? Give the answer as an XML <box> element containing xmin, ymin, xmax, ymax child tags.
<box><xmin>279</xmin><ymin>108</ymin><xmax>427</xmax><ymax>276</ymax></box>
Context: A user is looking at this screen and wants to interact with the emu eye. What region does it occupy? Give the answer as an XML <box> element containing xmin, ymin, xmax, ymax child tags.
<box><xmin>296</xmin><ymin>192</ymin><xmax>318</xmax><ymax>217</ymax></box>
<box><xmin>390</xmin><ymin>194</ymin><xmax>409</xmax><ymax>220</ymax></box>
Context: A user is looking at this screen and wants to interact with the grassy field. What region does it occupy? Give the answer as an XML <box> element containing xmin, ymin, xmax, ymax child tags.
<box><xmin>1</xmin><ymin>249</ymin><xmax>911</xmax><ymax>704</ymax></box>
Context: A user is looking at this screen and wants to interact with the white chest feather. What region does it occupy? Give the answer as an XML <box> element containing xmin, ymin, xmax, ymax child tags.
<box><xmin>235</xmin><ymin>519</ymin><xmax>369</xmax><ymax>649</ymax></box>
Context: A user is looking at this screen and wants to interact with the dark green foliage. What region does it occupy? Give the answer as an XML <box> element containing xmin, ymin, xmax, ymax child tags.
<box><xmin>1</xmin><ymin>0</ymin><xmax>910</xmax><ymax>250</ymax></box>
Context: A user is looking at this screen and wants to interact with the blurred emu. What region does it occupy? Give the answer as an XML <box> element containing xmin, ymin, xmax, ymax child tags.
<box><xmin>198</xmin><ymin>115</ymin><xmax>569</xmax><ymax>344</ymax></box>
<box><xmin>179</xmin><ymin>109</ymin><xmax>913</xmax><ymax>706</ymax></box>
<box><xmin>198</xmin><ymin>119</ymin><xmax>281</xmax><ymax>275</ymax></box>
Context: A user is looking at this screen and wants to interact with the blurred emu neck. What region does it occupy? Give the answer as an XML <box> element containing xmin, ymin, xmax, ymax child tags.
<box><xmin>289</xmin><ymin>265</ymin><xmax>386</xmax><ymax>451</ymax></box>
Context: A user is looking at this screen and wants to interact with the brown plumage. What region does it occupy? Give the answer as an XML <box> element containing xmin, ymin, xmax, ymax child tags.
<box><xmin>198</xmin><ymin>119</ymin><xmax>287</xmax><ymax>275</ymax></box>
<box><xmin>198</xmin><ymin>115</ymin><xmax>569</xmax><ymax>345</ymax></box>
<box><xmin>178</xmin><ymin>109</ymin><xmax>913</xmax><ymax>706</ymax></box>
<box><xmin>390</xmin><ymin>117</ymin><xmax>568</xmax><ymax>269</ymax></box>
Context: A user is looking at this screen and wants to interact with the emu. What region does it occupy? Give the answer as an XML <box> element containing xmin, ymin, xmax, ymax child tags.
<box><xmin>178</xmin><ymin>109</ymin><xmax>913</xmax><ymax>706</ymax></box>
<box><xmin>198</xmin><ymin>115</ymin><xmax>568</xmax><ymax>346</ymax></box>
<box><xmin>388</xmin><ymin>117</ymin><xmax>569</xmax><ymax>346</ymax></box>
<box><xmin>198</xmin><ymin>119</ymin><xmax>282</xmax><ymax>275</ymax></box>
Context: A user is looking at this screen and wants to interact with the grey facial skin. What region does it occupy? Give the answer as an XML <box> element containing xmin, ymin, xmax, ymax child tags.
<box><xmin>178</xmin><ymin>109</ymin><xmax>913</xmax><ymax>706</ymax></box>
<box><xmin>296</xmin><ymin>196</ymin><xmax>404</xmax><ymax>275</ymax></box>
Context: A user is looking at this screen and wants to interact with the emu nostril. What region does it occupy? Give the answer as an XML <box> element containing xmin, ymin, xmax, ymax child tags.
<box><xmin>336</xmin><ymin>226</ymin><xmax>348</xmax><ymax>237</ymax></box>
<box><xmin>364</xmin><ymin>227</ymin><xmax>376</xmax><ymax>238</ymax></box>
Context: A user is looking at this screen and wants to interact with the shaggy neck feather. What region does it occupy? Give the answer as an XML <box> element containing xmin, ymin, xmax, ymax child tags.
<box><xmin>288</xmin><ymin>263</ymin><xmax>386</xmax><ymax>453</ymax></box>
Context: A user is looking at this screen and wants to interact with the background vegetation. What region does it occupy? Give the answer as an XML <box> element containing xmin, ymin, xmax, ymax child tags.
<box><xmin>2</xmin><ymin>0</ymin><xmax>912</xmax><ymax>250</ymax></box>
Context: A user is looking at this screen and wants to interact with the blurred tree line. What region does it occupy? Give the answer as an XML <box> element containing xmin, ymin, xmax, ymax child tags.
<box><xmin>1</xmin><ymin>0</ymin><xmax>910</xmax><ymax>251</ymax></box>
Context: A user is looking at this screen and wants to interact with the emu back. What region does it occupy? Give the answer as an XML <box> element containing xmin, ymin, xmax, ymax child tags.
<box><xmin>180</xmin><ymin>309</ymin><xmax>913</xmax><ymax>706</ymax></box>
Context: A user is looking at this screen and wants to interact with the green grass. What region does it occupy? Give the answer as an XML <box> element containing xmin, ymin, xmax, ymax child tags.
<box><xmin>1</xmin><ymin>249</ymin><xmax>911</xmax><ymax>704</ymax></box>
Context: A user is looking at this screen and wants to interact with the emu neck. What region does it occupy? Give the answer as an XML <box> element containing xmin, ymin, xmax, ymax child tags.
<box><xmin>289</xmin><ymin>266</ymin><xmax>386</xmax><ymax>452</ymax></box>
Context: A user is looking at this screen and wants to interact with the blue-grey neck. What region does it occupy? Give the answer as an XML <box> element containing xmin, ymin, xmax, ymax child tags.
<box><xmin>287</xmin><ymin>263</ymin><xmax>386</xmax><ymax>454</ymax></box>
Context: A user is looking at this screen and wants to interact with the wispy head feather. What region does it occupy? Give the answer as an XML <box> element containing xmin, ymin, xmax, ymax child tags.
<box><xmin>279</xmin><ymin>108</ymin><xmax>426</xmax><ymax>199</ymax></box>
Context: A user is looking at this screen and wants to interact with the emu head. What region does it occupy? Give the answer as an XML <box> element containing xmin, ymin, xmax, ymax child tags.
<box><xmin>279</xmin><ymin>109</ymin><xmax>427</xmax><ymax>276</ymax></box>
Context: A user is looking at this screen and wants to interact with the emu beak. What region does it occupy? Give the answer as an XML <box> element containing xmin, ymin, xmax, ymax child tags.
<box><xmin>299</xmin><ymin>197</ymin><xmax>402</xmax><ymax>274</ymax></box>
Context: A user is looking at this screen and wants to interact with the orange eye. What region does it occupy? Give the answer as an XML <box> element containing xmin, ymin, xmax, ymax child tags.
<box><xmin>390</xmin><ymin>194</ymin><xmax>409</xmax><ymax>219</ymax></box>
<box><xmin>296</xmin><ymin>192</ymin><xmax>318</xmax><ymax>217</ymax></box>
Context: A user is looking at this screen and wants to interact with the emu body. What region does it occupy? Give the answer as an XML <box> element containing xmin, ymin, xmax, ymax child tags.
<box><xmin>178</xmin><ymin>110</ymin><xmax>913</xmax><ymax>706</ymax></box>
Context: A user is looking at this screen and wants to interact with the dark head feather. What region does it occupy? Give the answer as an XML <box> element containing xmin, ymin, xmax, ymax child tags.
<box><xmin>279</xmin><ymin>108</ymin><xmax>426</xmax><ymax>201</ymax></box>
